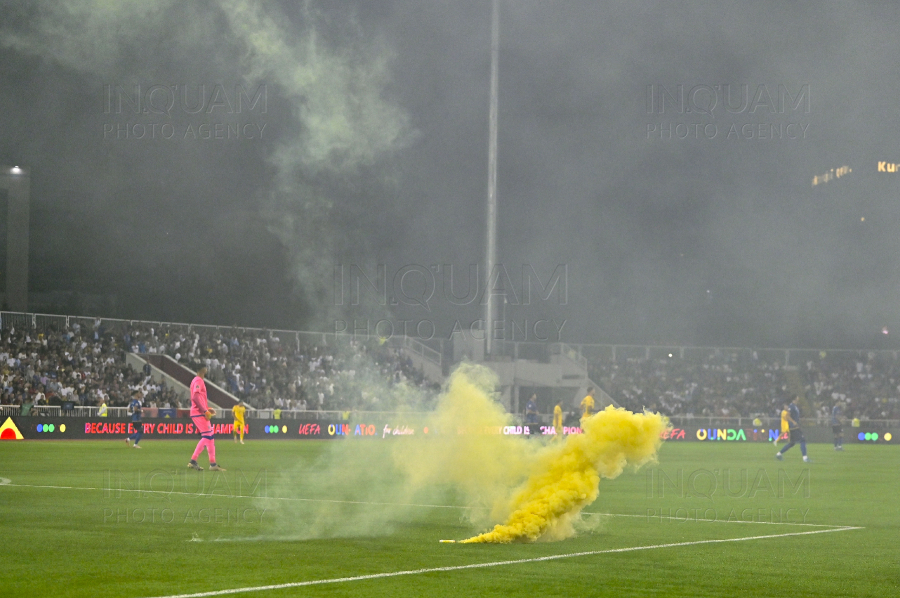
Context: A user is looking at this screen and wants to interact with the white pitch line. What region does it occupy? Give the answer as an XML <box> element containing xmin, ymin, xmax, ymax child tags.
<box><xmin>0</xmin><ymin>482</ymin><xmax>465</xmax><ymax>509</ymax></box>
<box><xmin>144</xmin><ymin>526</ymin><xmax>863</xmax><ymax>598</ymax></box>
<box><xmin>2</xmin><ymin>482</ymin><xmax>854</xmax><ymax>528</ymax></box>
<box><xmin>595</xmin><ymin>512</ymin><xmax>835</xmax><ymax>528</ymax></box>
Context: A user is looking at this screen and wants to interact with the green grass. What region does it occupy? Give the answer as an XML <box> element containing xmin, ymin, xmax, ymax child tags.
<box><xmin>0</xmin><ymin>439</ymin><xmax>897</xmax><ymax>597</ymax></box>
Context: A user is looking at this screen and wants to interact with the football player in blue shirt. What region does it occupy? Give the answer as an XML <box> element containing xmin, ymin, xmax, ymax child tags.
<box><xmin>125</xmin><ymin>390</ymin><xmax>144</xmax><ymax>449</ymax></box>
<box><xmin>775</xmin><ymin>399</ymin><xmax>810</xmax><ymax>462</ymax></box>
<box><xmin>525</xmin><ymin>394</ymin><xmax>538</xmax><ymax>426</ymax></box>
<box><xmin>831</xmin><ymin>402</ymin><xmax>844</xmax><ymax>451</ymax></box>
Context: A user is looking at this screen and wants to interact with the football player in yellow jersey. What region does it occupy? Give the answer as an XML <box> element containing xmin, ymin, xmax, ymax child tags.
<box><xmin>232</xmin><ymin>400</ymin><xmax>247</xmax><ymax>444</ymax></box>
<box><xmin>580</xmin><ymin>387</ymin><xmax>596</xmax><ymax>419</ymax></box>
<box><xmin>773</xmin><ymin>403</ymin><xmax>790</xmax><ymax>448</ymax></box>
<box><xmin>552</xmin><ymin>401</ymin><xmax>564</xmax><ymax>440</ymax></box>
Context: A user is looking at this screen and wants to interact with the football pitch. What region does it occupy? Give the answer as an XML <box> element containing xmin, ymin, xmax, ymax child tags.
<box><xmin>1</xmin><ymin>439</ymin><xmax>896</xmax><ymax>597</ymax></box>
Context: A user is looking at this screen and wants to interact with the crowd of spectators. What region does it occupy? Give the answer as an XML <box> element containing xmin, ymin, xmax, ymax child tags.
<box><xmin>587</xmin><ymin>348</ymin><xmax>900</xmax><ymax>421</ymax></box>
<box><xmin>125</xmin><ymin>323</ymin><xmax>440</xmax><ymax>411</ymax></box>
<box><xmin>0</xmin><ymin>319</ymin><xmax>165</xmax><ymax>410</ymax></box>
<box><xmin>1</xmin><ymin>319</ymin><xmax>439</xmax><ymax>414</ymax></box>
<box><xmin>4</xmin><ymin>314</ymin><xmax>900</xmax><ymax>421</ymax></box>
<box><xmin>801</xmin><ymin>351</ymin><xmax>900</xmax><ymax>421</ymax></box>
<box><xmin>0</xmin><ymin>316</ymin><xmax>439</xmax><ymax>412</ymax></box>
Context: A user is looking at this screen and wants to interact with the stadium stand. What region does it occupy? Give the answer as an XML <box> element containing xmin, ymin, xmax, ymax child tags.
<box><xmin>1</xmin><ymin>312</ymin><xmax>898</xmax><ymax>424</ymax></box>
<box><xmin>583</xmin><ymin>347</ymin><xmax>900</xmax><ymax>422</ymax></box>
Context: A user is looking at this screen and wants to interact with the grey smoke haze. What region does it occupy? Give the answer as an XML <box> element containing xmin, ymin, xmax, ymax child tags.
<box><xmin>1</xmin><ymin>0</ymin><xmax>899</xmax><ymax>348</ymax></box>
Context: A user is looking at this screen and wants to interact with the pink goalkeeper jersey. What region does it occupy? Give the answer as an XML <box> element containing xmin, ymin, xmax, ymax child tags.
<box><xmin>190</xmin><ymin>376</ymin><xmax>209</xmax><ymax>417</ymax></box>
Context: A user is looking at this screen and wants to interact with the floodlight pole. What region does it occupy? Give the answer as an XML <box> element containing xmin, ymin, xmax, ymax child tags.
<box><xmin>485</xmin><ymin>0</ymin><xmax>499</xmax><ymax>357</ymax></box>
<box><xmin>0</xmin><ymin>166</ymin><xmax>30</xmax><ymax>312</ymax></box>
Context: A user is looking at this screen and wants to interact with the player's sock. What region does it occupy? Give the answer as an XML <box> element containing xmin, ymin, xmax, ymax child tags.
<box><xmin>207</xmin><ymin>440</ymin><xmax>216</xmax><ymax>464</ymax></box>
<box><xmin>191</xmin><ymin>440</ymin><xmax>205</xmax><ymax>461</ymax></box>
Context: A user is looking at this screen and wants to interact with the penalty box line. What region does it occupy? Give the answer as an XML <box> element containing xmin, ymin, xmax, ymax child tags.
<box><xmin>145</xmin><ymin>526</ymin><xmax>863</xmax><ymax>598</ymax></box>
<box><xmin>4</xmin><ymin>482</ymin><xmax>850</xmax><ymax>528</ymax></box>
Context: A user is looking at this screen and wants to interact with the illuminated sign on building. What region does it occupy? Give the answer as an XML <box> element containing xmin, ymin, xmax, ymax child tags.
<box><xmin>811</xmin><ymin>165</ymin><xmax>851</xmax><ymax>186</ymax></box>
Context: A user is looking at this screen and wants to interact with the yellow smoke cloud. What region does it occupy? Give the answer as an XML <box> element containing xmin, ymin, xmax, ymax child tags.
<box><xmin>258</xmin><ymin>363</ymin><xmax>664</xmax><ymax>543</ymax></box>
<box><xmin>460</xmin><ymin>404</ymin><xmax>666</xmax><ymax>544</ymax></box>
<box><xmin>391</xmin><ymin>363</ymin><xmax>540</xmax><ymax>525</ymax></box>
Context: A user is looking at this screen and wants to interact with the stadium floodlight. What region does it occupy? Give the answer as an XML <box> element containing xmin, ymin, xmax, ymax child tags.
<box><xmin>0</xmin><ymin>165</ymin><xmax>30</xmax><ymax>312</ymax></box>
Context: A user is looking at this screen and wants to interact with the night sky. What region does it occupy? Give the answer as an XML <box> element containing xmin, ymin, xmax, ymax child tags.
<box><xmin>2</xmin><ymin>0</ymin><xmax>900</xmax><ymax>348</ymax></box>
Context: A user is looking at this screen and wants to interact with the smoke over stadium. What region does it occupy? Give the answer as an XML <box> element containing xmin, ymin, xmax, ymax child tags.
<box><xmin>1</xmin><ymin>0</ymin><xmax>415</xmax><ymax>330</ymax></box>
<box><xmin>2</xmin><ymin>2</ymin><xmax>900</xmax><ymax>596</ymax></box>
<box><xmin>2</xmin><ymin>1</ymin><xmax>900</xmax><ymax>347</ymax></box>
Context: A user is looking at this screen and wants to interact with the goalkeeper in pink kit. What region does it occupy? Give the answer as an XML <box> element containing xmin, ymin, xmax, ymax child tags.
<box><xmin>188</xmin><ymin>365</ymin><xmax>225</xmax><ymax>471</ymax></box>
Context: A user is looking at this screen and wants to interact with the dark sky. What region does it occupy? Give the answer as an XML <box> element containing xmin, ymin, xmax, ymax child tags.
<box><xmin>1</xmin><ymin>0</ymin><xmax>899</xmax><ymax>348</ymax></box>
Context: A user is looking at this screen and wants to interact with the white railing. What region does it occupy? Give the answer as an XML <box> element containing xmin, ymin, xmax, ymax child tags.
<box><xmin>664</xmin><ymin>416</ymin><xmax>900</xmax><ymax>429</ymax></box>
<box><xmin>6</xmin><ymin>310</ymin><xmax>900</xmax><ymax>369</ymax></box>
<box><xmin>246</xmin><ymin>409</ymin><xmax>430</xmax><ymax>420</ymax></box>
<box><xmin>0</xmin><ymin>405</ymin><xmax>21</xmax><ymax>417</ymax></box>
<box><xmin>1</xmin><ymin>405</ymin><xmax>134</xmax><ymax>418</ymax></box>
<box><xmin>3</xmin><ymin>402</ymin><xmax>898</xmax><ymax>430</ymax></box>
<box><xmin>550</xmin><ymin>342</ymin><xmax>587</xmax><ymax>370</ymax></box>
<box><xmin>395</xmin><ymin>335</ymin><xmax>442</xmax><ymax>366</ymax></box>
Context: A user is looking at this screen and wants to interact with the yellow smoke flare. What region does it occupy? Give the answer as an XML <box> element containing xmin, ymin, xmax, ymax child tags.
<box><xmin>461</xmin><ymin>406</ymin><xmax>666</xmax><ymax>544</ymax></box>
<box><xmin>392</xmin><ymin>363</ymin><xmax>539</xmax><ymax>524</ymax></box>
<box><xmin>260</xmin><ymin>363</ymin><xmax>665</xmax><ymax>543</ymax></box>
